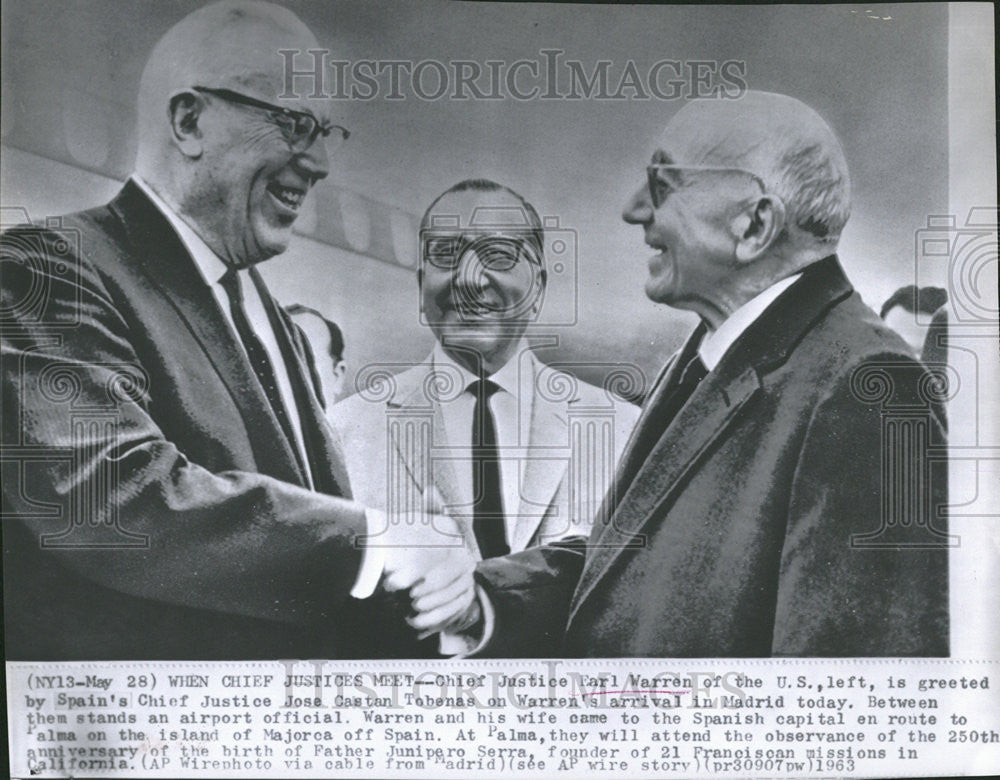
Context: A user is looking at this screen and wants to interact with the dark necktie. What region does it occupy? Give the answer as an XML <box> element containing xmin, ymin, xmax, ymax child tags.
<box><xmin>676</xmin><ymin>351</ymin><xmax>708</xmax><ymax>396</ymax></box>
<box><xmin>469</xmin><ymin>378</ymin><xmax>510</xmax><ymax>559</ymax></box>
<box><xmin>651</xmin><ymin>350</ymin><xmax>708</xmax><ymax>443</ymax></box>
<box><xmin>613</xmin><ymin>350</ymin><xmax>708</xmax><ymax>501</ymax></box>
<box><xmin>219</xmin><ymin>267</ymin><xmax>302</xmax><ymax>471</ymax></box>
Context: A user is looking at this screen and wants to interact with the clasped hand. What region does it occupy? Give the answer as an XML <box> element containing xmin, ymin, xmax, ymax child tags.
<box><xmin>381</xmin><ymin>491</ymin><xmax>480</xmax><ymax>638</ymax></box>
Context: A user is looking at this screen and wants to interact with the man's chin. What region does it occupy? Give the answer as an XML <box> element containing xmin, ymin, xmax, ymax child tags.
<box><xmin>252</xmin><ymin>226</ymin><xmax>294</xmax><ymax>262</ymax></box>
<box><xmin>434</xmin><ymin>323</ymin><xmax>514</xmax><ymax>354</ymax></box>
<box><xmin>644</xmin><ymin>277</ymin><xmax>675</xmax><ymax>305</ymax></box>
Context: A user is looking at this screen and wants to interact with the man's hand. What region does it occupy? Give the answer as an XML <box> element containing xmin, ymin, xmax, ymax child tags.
<box><xmin>380</xmin><ymin>488</ymin><xmax>477</xmax><ymax>636</ymax></box>
<box><xmin>409</xmin><ymin>565</ymin><xmax>480</xmax><ymax>640</ymax></box>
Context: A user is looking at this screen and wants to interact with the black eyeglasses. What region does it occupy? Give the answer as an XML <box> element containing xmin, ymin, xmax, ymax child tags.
<box><xmin>192</xmin><ymin>86</ymin><xmax>349</xmax><ymax>153</ymax></box>
<box><xmin>422</xmin><ymin>232</ymin><xmax>543</xmax><ymax>272</ymax></box>
<box><xmin>646</xmin><ymin>163</ymin><xmax>765</xmax><ymax>209</ymax></box>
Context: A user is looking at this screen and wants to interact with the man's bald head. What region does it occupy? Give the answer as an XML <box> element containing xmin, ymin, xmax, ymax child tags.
<box><xmin>133</xmin><ymin>1</ymin><xmax>333</xmax><ymax>268</ymax></box>
<box><xmin>659</xmin><ymin>91</ymin><xmax>851</xmax><ymax>248</ymax></box>
<box><xmin>624</xmin><ymin>91</ymin><xmax>852</xmax><ymax>327</ymax></box>
<box><xmin>136</xmin><ymin>0</ymin><xmax>321</xmax><ymax>170</ymax></box>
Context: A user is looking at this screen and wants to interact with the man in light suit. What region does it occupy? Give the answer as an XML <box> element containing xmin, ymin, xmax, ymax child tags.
<box><xmin>1</xmin><ymin>0</ymin><xmax>472</xmax><ymax>660</ymax></box>
<box><xmin>331</xmin><ymin>179</ymin><xmax>639</xmax><ymax>653</ymax></box>
<box><xmin>474</xmin><ymin>92</ymin><xmax>949</xmax><ymax>657</ymax></box>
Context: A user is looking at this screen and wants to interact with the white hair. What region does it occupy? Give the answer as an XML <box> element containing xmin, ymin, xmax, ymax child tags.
<box><xmin>669</xmin><ymin>92</ymin><xmax>852</xmax><ymax>245</ymax></box>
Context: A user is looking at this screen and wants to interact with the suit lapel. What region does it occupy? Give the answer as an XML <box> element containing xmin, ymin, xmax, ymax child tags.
<box><xmin>512</xmin><ymin>356</ymin><xmax>570</xmax><ymax>551</ymax></box>
<box><xmin>568</xmin><ymin>255</ymin><xmax>856</xmax><ymax>626</ymax></box>
<box><xmin>387</xmin><ymin>363</ymin><xmax>470</xmax><ymax>532</ymax></box>
<box><xmin>252</xmin><ymin>269</ymin><xmax>352</xmax><ymax>498</ymax></box>
<box><xmin>602</xmin><ymin>329</ymin><xmax>702</xmax><ymax>515</ymax></box>
<box><xmin>571</xmin><ymin>357</ymin><xmax>761</xmax><ymax>619</ymax></box>
<box><xmin>109</xmin><ymin>182</ymin><xmax>305</xmax><ymax>486</ymax></box>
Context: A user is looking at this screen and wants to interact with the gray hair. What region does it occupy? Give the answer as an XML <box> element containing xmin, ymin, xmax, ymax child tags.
<box><xmin>670</xmin><ymin>92</ymin><xmax>852</xmax><ymax>245</ymax></box>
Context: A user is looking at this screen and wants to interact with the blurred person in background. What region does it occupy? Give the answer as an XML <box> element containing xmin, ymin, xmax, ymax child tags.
<box><xmin>880</xmin><ymin>284</ymin><xmax>948</xmax><ymax>357</ymax></box>
<box><xmin>288</xmin><ymin>303</ymin><xmax>347</xmax><ymax>409</ymax></box>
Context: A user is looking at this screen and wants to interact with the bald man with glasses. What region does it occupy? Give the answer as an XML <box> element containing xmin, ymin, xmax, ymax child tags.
<box><xmin>472</xmin><ymin>92</ymin><xmax>949</xmax><ymax>658</ymax></box>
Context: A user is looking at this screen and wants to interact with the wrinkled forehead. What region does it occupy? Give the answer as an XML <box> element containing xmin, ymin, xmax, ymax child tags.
<box><xmin>203</xmin><ymin>22</ymin><xmax>331</xmax><ymax>122</ymax></box>
<box><xmin>424</xmin><ymin>190</ymin><xmax>531</xmax><ymax>233</ymax></box>
<box><xmin>651</xmin><ymin>101</ymin><xmax>756</xmax><ymax>167</ymax></box>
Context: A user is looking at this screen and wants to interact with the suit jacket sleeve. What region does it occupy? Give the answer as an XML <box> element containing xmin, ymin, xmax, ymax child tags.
<box><xmin>2</xmin><ymin>225</ymin><xmax>367</xmax><ymax>627</ymax></box>
<box><xmin>470</xmin><ymin>396</ymin><xmax>640</xmax><ymax>657</ymax></box>
<box><xmin>772</xmin><ymin>354</ymin><xmax>949</xmax><ymax>655</ymax></box>
<box><xmin>472</xmin><ymin>537</ymin><xmax>586</xmax><ymax>657</ymax></box>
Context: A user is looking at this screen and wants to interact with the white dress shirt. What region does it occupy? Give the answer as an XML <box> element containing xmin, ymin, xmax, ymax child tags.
<box><xmin>698</xmin><ymin>273</ymin><xmax>803</xmax><ymax>370</ymax></box>
<box><xmin>432</xmin><ymin>341</ymin><xmax>531</xmax><ymax>548</ymax></box>
<box><xmin>132</xmin><ymin>177</ymin><xmax>382</xmax><ymax>598</ymax></box>
<box><xmin>428</xmin><ymin>343</ymin><xmax>536</xmax><ymax>657</ymax></box>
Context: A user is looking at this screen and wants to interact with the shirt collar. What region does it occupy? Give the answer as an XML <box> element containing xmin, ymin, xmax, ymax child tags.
<box><xmin>431</xmin><ymin>340</ymin><xmax>527</xmax><ymax>397</ymax></box>
<box><xmin>698</xmin><ymin>273</ymin><xmax>802</xmax><ymax>370</ymax></box>
<box><xmin>131</xmin><ymin>175</ymin><xmax>231</xmax><ymax>287</ymax></box>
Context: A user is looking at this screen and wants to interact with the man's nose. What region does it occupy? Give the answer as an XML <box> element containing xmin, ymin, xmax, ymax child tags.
<box><xmin>622</xmin><ymin>183</ymin><xmax>652</xmax><ymax>225</ymax></box>
<box><xmin>454</xmin><ymin>248</ymin><xmax>491</xmax><ymax>291</ymax></box>
<box><xmin>296</xmin><ymin>138</ymin><xmax>330</xmax><ymax>183</ymax></box>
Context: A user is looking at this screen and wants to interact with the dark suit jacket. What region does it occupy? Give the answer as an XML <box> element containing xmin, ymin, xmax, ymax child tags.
<box><xmin>1</xmin><ymin>181</ymin><xmax>374</xmax><ymax>660</ymax></box>
<box><xmin>477</xmin><ymin>257</ymin><xmax>949</xmax><ymax>657</ymax></box>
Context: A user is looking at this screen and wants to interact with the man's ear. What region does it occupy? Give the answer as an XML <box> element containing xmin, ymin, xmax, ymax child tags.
<box><xmin>734</xmin><ymin>195</ymin><xmax>786</xmax><ymax>263</ymax></box>
<box><xmin>167</xmin><ymin>90</ymin><xmax>205</xmax><ymax>159</ymax></box>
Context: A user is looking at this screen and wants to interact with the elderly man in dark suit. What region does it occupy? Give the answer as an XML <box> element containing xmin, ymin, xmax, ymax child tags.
<box><xmin>1</xmin><ymin>0</ymin><xmax>473</xmax><ymax>660</ymax></box>
<box><xmin>473</xmin><ymin>91</ymin><xmax>949</xmax><ymax>657</ymax></box>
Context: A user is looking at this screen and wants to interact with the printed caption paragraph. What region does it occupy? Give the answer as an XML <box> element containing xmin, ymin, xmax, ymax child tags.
<box><xmin>6</xmin><ymin>660</ymin><xmax>999</xmax><ymax>778</ymax></box>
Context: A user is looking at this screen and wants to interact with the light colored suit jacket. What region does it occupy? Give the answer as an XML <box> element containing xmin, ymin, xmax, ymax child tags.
<box><xmin>331</xmin><ymin>348</ymin><xmax>640</xmax><ymax>556</ymax></box>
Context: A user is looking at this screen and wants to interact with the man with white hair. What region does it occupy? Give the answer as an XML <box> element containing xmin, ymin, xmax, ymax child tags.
<box><xmin>474</xmin><ymin>92</ymin><xmax>949</xmax><ymax>656</ymax></box>
<box><xmin>1</xmin><ymin>0</ymin><xmax>473</xmax><ymax>659</ymax></box>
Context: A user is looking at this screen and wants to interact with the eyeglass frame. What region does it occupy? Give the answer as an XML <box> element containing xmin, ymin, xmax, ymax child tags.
<box><xmin>646</xmin><ymin>163</ymin><xmax>766</xmax><ymax>209</ymax></box>
<box><xmin>192</xmin><ymin>85</ymin><xmax>349</xmax><ymax>153</ymax></box>
<box><xmin>421</xmin><ymin>230</ymin><xmax>545</xmax><ymax>272</ymax></box>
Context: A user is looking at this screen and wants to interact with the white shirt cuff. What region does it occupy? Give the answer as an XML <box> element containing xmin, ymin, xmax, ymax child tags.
<box><xmin>350</xmin><ymin>508</ymin><xmax>385</xmax><ymax>599</ymax></box>
<box><xmin>438</xmin><ymin>584</ymin><xmax>495</xmax><ymax>657</ymax></box>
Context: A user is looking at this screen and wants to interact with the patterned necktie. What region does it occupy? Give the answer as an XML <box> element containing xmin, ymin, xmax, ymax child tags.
<box><xmin>219</xmin><ymin>267</ymin><xmax>301</xmax><ymax>467</ymax></box>
<box><xmin>469</xmin><ymin>378</ymin><xmax>510</xmax><ymax>559</ymax></box>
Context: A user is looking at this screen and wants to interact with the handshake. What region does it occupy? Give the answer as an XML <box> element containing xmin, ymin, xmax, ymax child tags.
<box><xmin>376</xmin><ymin>490</ymin><xmax>481</xmax><ymax>642</ymax></box>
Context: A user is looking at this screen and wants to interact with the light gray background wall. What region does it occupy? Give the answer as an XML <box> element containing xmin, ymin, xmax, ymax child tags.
<box><xmin>1</xmin><ymin>0</ymin><xmax>950</xmax><ymax>394</ymax></box>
